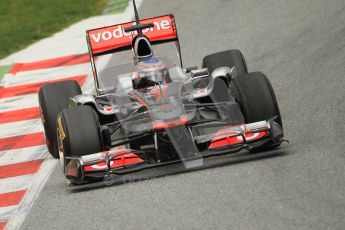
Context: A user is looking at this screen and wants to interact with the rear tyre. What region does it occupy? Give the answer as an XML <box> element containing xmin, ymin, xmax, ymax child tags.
<box><xmin>38</xmin><ymin>81</ymin><xmax>81</xmax><ymax>158</ymax></box>
<box><xmin>202</xmin><ymin>49</ymin><xmax>248</xmax><ymax>76</ymax></box>
<box><xmin>231</xmin><ymin>72</ymin><xmax>283</xmax><ymax>151</ymax></box>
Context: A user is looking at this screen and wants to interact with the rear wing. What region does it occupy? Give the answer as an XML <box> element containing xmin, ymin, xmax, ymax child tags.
<box><xmin>86</xmin><ymin>14</ymin><xmax>183</xmax><ymax>94</ymax></box>
<box><xmin>86</xmin><ymin>14</ymin><xmax>179</xmax><ymax>56</ymax></box>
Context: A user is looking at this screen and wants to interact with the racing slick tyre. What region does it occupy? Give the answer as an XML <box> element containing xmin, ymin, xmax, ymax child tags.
<box><xmin>57</xmin><ymin>106</ymin><xmax>102</xmax><ymax>170</ymax></box>
<box><xmin>202</xmin><ymin>50</ymin><xmax>248</xmax><ymax>77</ymax></box>
<box><xmin>57</xmin><ymin>106</ymin><xmax>102</xmax><ymax>157</ymax></box>
<box><xmin>38</xmin><ymin>80</ymin><xmax>81</xmax><ymax>158</ymax></box>
<box><xmin>231</xmin><ymin>72</ymin><xmax>283</xmax><ymax>151</ymax></box>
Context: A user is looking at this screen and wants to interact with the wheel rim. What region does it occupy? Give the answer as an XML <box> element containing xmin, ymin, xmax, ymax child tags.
<box><xmin>57</xmin><ymin>129</ymin><xmax>66</xmax><ymax>172</ymax></box>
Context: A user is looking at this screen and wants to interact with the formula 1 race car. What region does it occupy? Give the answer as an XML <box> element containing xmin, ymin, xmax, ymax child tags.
<box><xmin>39</xmin><ymin>0</ymin><xmax>285</xmax><ymax>184</ymax></box>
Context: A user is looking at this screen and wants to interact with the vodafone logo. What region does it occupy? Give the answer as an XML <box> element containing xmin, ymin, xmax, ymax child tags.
<box><xmin>90</xmin><ymin>20</ymin><xmax>171</xmax><ymax>43</ymax></box>
<box><xmin>88</xmin><ymin>15</ymin><xmax>177</xmax><ymax>54</ymax></box>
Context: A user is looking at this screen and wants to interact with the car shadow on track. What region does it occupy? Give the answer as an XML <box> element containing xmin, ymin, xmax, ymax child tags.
<box><xmin>68</xmin><ymin>148</ymin><xmax>290</xmax><ymax>193</ymax></box>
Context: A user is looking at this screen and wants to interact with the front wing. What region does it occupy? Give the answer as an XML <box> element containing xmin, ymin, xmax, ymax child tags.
<box><xmin>65</xmin><ymin>120</ymin><xmax>283</xmax><ymax>183</ymax></box>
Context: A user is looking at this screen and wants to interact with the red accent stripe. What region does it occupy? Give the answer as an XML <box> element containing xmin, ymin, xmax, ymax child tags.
<box><xmin>0</xmin><ymin>75</ymin><xmax>86</xmax><ymax>99</ymax></box>
<box><xmin>0</xmin><ymin>222</ymin><xmax>8</xmax><ymax>230</ymax></box>
<box><xmin>0</xmin><ymin>132</ymin><xmax>45</xmax><ymax>151</ymax></box>
<box><xmin>0</xmin><ymin>159</ymin><xmax>44</xmax><ymax>179</ymax></box>
<box><xmin>0</xmin><ymin>107</ymin><xmax>40</xmax><ymax>124</ymax></box>
<box><xmin>84</xmin><ymin>153</ymin><xmax>144</xmax><ymax>172</ymax></box>
<box><xmin>208</xmin><ymin>131</ymin><xmax>268</xmax><ymax>149</ymax></box>
<box><xmin>0</xmin><ymin>190</ymin><xmax>27</xmax><ymax>208</ymax></box>
<box><xmin>8</xmin><ymin>54</ymin><xmax>90</xmax><ymax>75</ymax></box>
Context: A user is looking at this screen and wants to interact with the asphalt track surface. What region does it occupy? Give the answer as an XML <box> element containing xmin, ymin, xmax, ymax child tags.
<box><xmin>21</xmin><ymin>0</ymin><xmax>345</xmax><ymax>229</ymax></box>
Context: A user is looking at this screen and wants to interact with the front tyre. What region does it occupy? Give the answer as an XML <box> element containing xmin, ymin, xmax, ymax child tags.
<box><xmin>231</xmin><ymin>72</ymin><xmax>283</xmax><ymax>151</ymax></box>
<box><xmin>57</xmin><ymin>106</ymin><xmax>103</xmax><ymax>172</ymax></box>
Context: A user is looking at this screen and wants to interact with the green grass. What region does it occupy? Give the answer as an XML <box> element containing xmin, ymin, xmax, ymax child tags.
<box><xmin>103</xmin><ymin>0</ymin><xmax>128</xmax><ymax>14</ymax></box>
<box><xmin>0</xmin><ymin>65</ymin><xmax>12</xmax><ymax>83</ymax></box>
<box><xmin>0</xmin><ymin>0</ymin><xmax>109</xmax><ymax>59</ymax></box>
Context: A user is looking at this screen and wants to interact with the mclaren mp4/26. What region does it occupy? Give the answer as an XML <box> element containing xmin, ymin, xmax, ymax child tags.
<box><xmin>38</xmin><ymin>0</ymin><xmax>285</xmax><ymax>184</ymax></box>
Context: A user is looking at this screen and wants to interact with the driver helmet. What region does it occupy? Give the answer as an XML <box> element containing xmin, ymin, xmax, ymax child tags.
<box><xmin>133</xmin><ymin>58</ymin><xmax>169</xmax><ymax>89</ymax></box>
